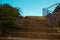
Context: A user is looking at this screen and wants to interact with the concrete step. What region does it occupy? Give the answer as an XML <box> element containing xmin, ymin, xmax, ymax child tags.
<box><xmin>3</xmin><ymin>28</ymin><xmax>60</xmax><ymax>39</ymax></box>
<box><xmin>6</xmin><ymin>32</ymin><xmax>60</xmax><ymax>39</ymax></box>
<box><xmin>17</xmin><ymin>28</ymin><xmax>60</xmax><ymax>33</ymax></box>
<box><xmin>0</xmin><ymin>37</ymin><xmax>60</xmax><ymax>40</ymax></box>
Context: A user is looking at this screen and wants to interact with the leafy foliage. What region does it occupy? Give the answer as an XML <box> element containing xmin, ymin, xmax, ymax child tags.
<box><xmin>0</xmin><ymin>4</ymin><xmax>20</xmax><ymax>27</ymax></box>
<box><xmin>0</xmin><ymin>4</ymin><xmax>20</xmax><ymax>36</ymax></box>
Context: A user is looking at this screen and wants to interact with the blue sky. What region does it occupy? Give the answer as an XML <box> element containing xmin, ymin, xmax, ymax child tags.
<box><xmin>1</xmin><ymin>0</ymin><xmax>60</xmax><ymax>16</ymax></box>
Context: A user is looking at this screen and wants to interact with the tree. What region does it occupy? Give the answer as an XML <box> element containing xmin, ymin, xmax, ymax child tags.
<box><xmin>0</xmin><ymin>4</ymin><xmax>20</xmax><ymax>37</ymax></box>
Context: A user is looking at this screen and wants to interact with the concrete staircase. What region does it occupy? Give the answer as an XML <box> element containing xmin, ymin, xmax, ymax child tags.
<box><xmin>3</xmin><ymin>28</ymin><xmax>60</xmax><ymax>40</ymax></box>
<box><xmin>0</xmin><ymin>28</ymin><xmax>60</xmax><ymax>40</ymax></box>
<box><xmin>0</xmin><ymin>16</ymin><xmax>60</xmax><ymax>40</ymax></box>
